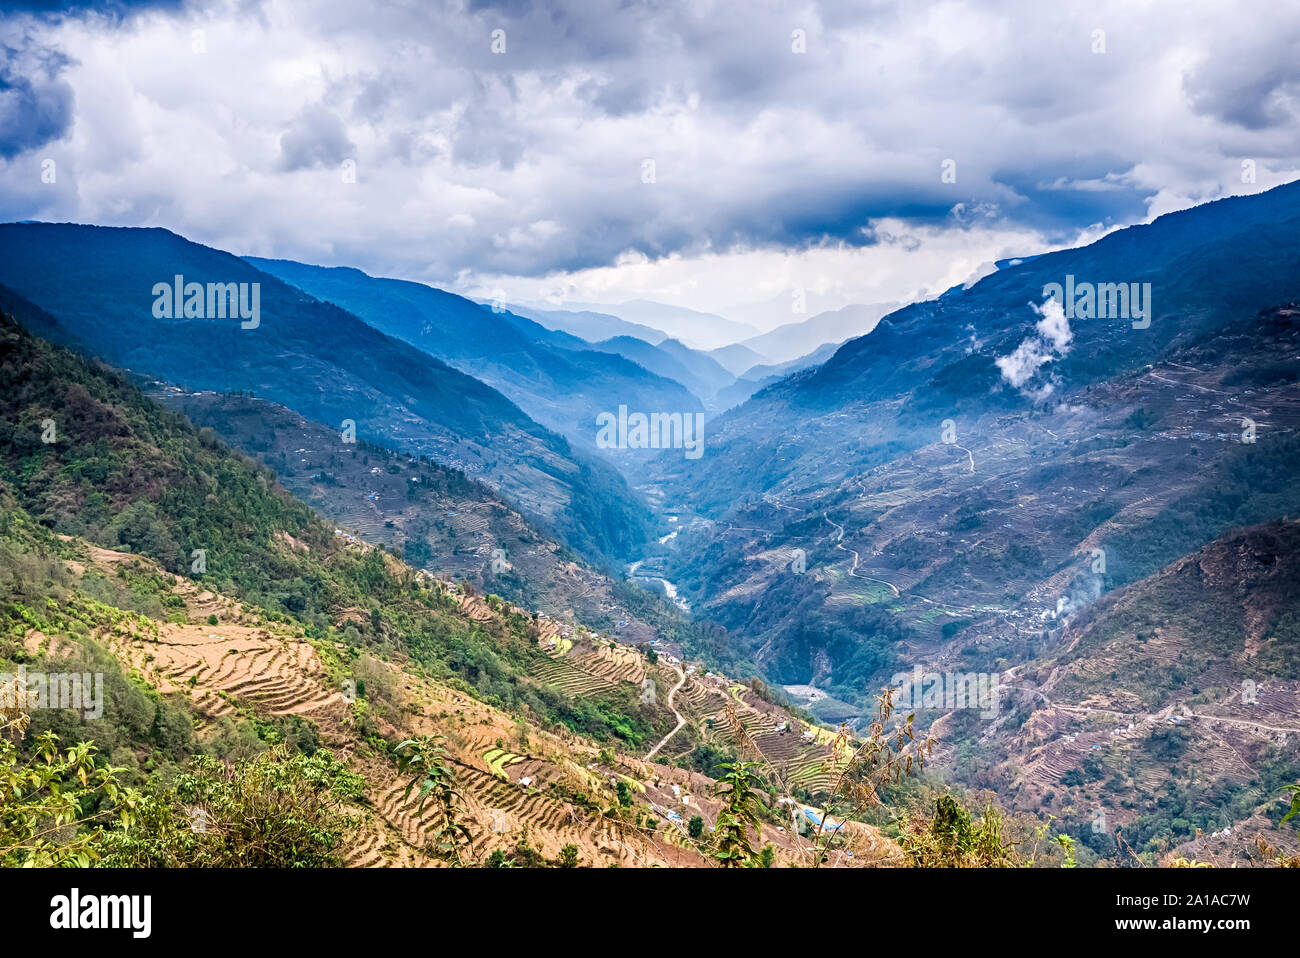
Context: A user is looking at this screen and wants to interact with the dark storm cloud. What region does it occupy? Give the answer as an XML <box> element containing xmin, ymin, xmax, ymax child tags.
<box><xmin>0</xmin><ymin>38</ymin><xmax>73</xmax><ymax>159</ymax></box>
<box><xmin>0</xmin><ymin>0</ymin><xmax>185</xmax><ymax>14</ymax></box>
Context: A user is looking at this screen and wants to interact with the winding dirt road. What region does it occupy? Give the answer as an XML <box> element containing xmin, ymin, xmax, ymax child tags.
<box><xmin>823</xmin><ymin>514</ymin><xmax>901</xmax><ymax>597</ymax></box>
<box><xmin>644</xmin><ymin>661</ymin><xmax>687</xmax><ymax>761</ymax></box>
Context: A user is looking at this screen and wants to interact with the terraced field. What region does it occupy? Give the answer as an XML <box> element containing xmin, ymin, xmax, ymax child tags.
<box><xmin>331</xmin><ymin>508</ymin><xmax>389</xmax><ymax>542</ymax></box>
<box><xmin>370</xmin><ymin>759</ymin><xmax>675</xmax><ymax>866</ymax></box>
<box><xmin>484</xmin><ymin>748</ymin><xmax>526</xmax><ymax>780</ymax></box>
<box><xmin>526</xmin><ymin>655</ymin><xmax>621</xmax><ymax>699</ymax></box>
<box><xmin>785</xmin><ymin>748</ymin><xmax>844</xmax><ymax>795</ymax></box>
<box><xmin>700</xmin><ymin>703</ymin><xmax>778</xmax><ymax>739</ymax></box>
<box><xmin>674</xmin><ymin>678</ymin><xmax>729</xmax><ymax>719</ymax></box>
<box><xmin>61</xmin><ymin>537</ymin><xmax>880</xmax><ymax>865</ymax></box>
<box><xmin>568</xmin><ymin>643</ymin><xmax>649</xmax><ymax>684</ymax></box>
<box><xmin>102</xmin><ymin>622</ymin><xmax>343</xmax><ymax>720</ymax></box>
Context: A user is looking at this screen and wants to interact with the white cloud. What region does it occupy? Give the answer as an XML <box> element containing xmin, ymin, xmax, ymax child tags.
<box><xmin>995</xmin><ymin>337</ymin><xmax>1054</xmax><ymax>389</ymax></box>
<box><xmin>996</xmin><ymin>295</ymin><xmax>1073</xmax><ymax>392</ymax></box>
<box><xmin>2</xmin><ymin>0</ymin><xmax>1299</xmax><ymax>339</ymax></box>
<box><xmin>1034</xmin><ymin>297</ymin><xmax>1072</xmax><ymax>352</ymax></box>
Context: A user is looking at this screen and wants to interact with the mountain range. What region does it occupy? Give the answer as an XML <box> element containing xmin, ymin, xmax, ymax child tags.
<box><xmin>243</xmin><ymin>258</ymin><xmax>705</xmax><ymax>461</ymax></box>
<box><xmin>2</xmin><ymin>180</ymin><xmax>1299</xmax><ymax>866</ymax></box>
<box><xmin>0</xmin><ymin>225</ymin><xmax>652</xmax><ymax>563</ymax></box>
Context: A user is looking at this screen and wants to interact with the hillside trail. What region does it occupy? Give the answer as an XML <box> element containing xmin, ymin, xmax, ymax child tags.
<box><xmin>1005</xmin><ymin>669</ymin><xmax>1300</xmax><ymax>737</ymax></box>
<box><xmin>822</xmin><ymin>514</ymin><xmax>901</xmax><ymax>597</ymax></box>
<box><xmin>643</xmin><ymin>661</ymin><xmax>687</xmax><ymax>761</ymax></box>
<box><xmin>820</xmin><ymin>513</ymin><xmax>996</xmax><ymax>618</ymax></box>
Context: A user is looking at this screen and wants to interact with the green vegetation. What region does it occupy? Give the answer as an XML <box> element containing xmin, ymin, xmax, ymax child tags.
<box><xmin>711</xmin><ymin>761</ymin><xmax>764</xmax><ymax>867</ymax></box>
<box><xmin>394</xmin><ymin>736</ymin><xmax>473</xmax><ymax>865</ymax></box>
<box><xmin>0</xmin><ymin>702</ymin><xmax>138</xmax><ymax>867</ymax></box>
<box><xmin>484</xmin><ymin>747</ymin><xmax>525</xmax><ymax>780</ymax></box>
<box><xmin>557</xmin><ymin>843</ymin><xmax>580</xmax><ymax>867</ymax></box>
<box><xmin>900</xmin><ymin>795</ymin><xmax>1015</xmax><ymax>868</ymax></box>
<box><xmin>0</xmin><ymin>311</ymin><xmax>672</xmax><ymax>866</ymax></box>
<box><xmin>0</xmin><ymin>313</ymin><xmax>661</xmax><ymax>746</ymax></box>
<box><xmin>100</xmin><ymin>746</ymin><xmax>363</xmax><ymax>867</ymax></box>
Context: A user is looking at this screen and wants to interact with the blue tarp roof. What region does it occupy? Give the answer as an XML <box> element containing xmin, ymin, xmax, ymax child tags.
<box><xmin>802</xmin><ymin>807</ymin><xmax>844</xmax><ymax>832</ymax></box>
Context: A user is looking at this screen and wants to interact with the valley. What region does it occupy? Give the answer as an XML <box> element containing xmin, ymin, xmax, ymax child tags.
<box><xmin>2</xmin><ymin>184</ymin><xmax>1300</xmax><ymax>869</ymax></box>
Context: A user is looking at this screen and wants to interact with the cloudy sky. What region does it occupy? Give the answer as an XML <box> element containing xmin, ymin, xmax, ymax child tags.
<box><xmin>2</xmin><ymin>0</ymin><xmax>1299</xmax><ymax>332</ymax></box>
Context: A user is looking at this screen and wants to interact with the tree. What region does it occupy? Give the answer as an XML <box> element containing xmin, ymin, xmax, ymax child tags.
<box><xmin>812</xmin><ymin>688</ymin><xmax>935</xmax><ymax>866</ymax></box>
<box><xmin>711</xmin><ymin>761</ymin><xmax>763</xmax><ymax>867</ymax></box>
<box><xmin>394</xmin><ymin>735</ymin><xmax>473</xmax><ymax>865</ymax></box>
<box><xmin>100</xmin><ymin>745</ymin><xmax>363</xmax><ymax>867</ymax></box>
<box><xmin>687</xmin><ymin>815</ymin><xmax>705</xmax><ymax>839</ymax></box>
<box><xmin>0</xmin><ymin>696</ymin><xmax>138</xmax><ymax>867</ymax></box>
<box><xmin>900</xmin><ymin>794</ymin><xmax>1015</xmax><ymax>868</ymax></box>
<box><xmin>1282</xmin><ymin>783</ymin><xmax>1300</xmax><ymax>839</ymax></box>
<box><xmin>1055</xmin><ymin>833</ymin><xmax>1077</xmax><ymax>869</ymax></box>
<box><xmin>557</xmin><ymin>843</ymin><xmax>580</xmax><ymax>868</ymax></box>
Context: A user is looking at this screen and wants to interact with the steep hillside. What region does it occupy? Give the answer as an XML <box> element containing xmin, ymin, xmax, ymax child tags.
<box><xmin>244</xmin><ymin>258</ymin><xmax>704</xmax><ymax>458</ymax></box>
<box><xmin>160</xmin><ymin>389</ymin><xmax>741</xmax><ymax>669</ymax></box>
<box><xmin>648</xmin><ymin>301</ymin><xmax>1300</xmax><ymax>708</ymax></box>
<box><xmin>0</xmin><ymin>307</ymin><xmax>642</xmax><ymax>735</ymax></box>
<box><xmin>0</xmin><ymin>227</ymin><xmax>651</xmax><ymax>563</ymax></box>
<box><xmin>636</xmin><ymin>182</ymin><xmax>1300</xmax><ymax>708</ymax></box>
<box><xmin>967</xmin><ymin>521</ymin><xmax>1300</xmax><ymax>863</ymax></box>
<box><xmin>7</xmin><ymin>532</ymin><xmax>904</xmax><ymax>867</ymax></box>
<box><xmin>0</xmin><ymin>310</ymin><xmax>900</xmax><ymax>867</ymax></box>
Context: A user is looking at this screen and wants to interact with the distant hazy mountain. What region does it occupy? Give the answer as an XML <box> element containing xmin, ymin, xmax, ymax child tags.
<box><xmin>719</xmin><ymin>287</ymin><xmax>897</xmax><ymax>333</ymax></box>
<box><xmin>651</xmin><ymin>338</ymin><xmax>736</xmax><ymax>398</ymax></box>
<box><xmin>737</xmin><ymin>302</ymin><xmax>898</xmax><ymax>364</ymax></box>
<box><xmin>246</xmin><ymin>258</ymin><xmax>703</xmax><ymax>460</ymax></box>
<box><xmin>714</xmin><ymin>340</ymin><xmax>844</xmax><ymax>409</ymax></box>
<box><xmin>708</xmin><ymin>342</ymin><xmax>770</xmax><ymax>376</ymax></box>
<box><xmin>0</xmin><ymin>224</ymin><xmax>652</xmax><ymax>562</ymax></box>
<box><xmin>565</xmin><ymin>299</ymin><xmax>760</xmax><ymax>350</ymax></box>
<box><xmin>587</xmin><ymin>335</ymin><xmax>750</xmax><ymax>412</ymax></box>
<box><xmin>504</xmin><ymin>302</ymin><xmax>669</xmax><ymax>345</ymax></box>
<box><xmin>586</xmin><ymin>335</ymin><xmax>703</xmax><ymax>402</ymax></box>
<box><xmin>738</xmin><ymin>340</ymin><xmax>844</xmax><ymax>382</ymax></box>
